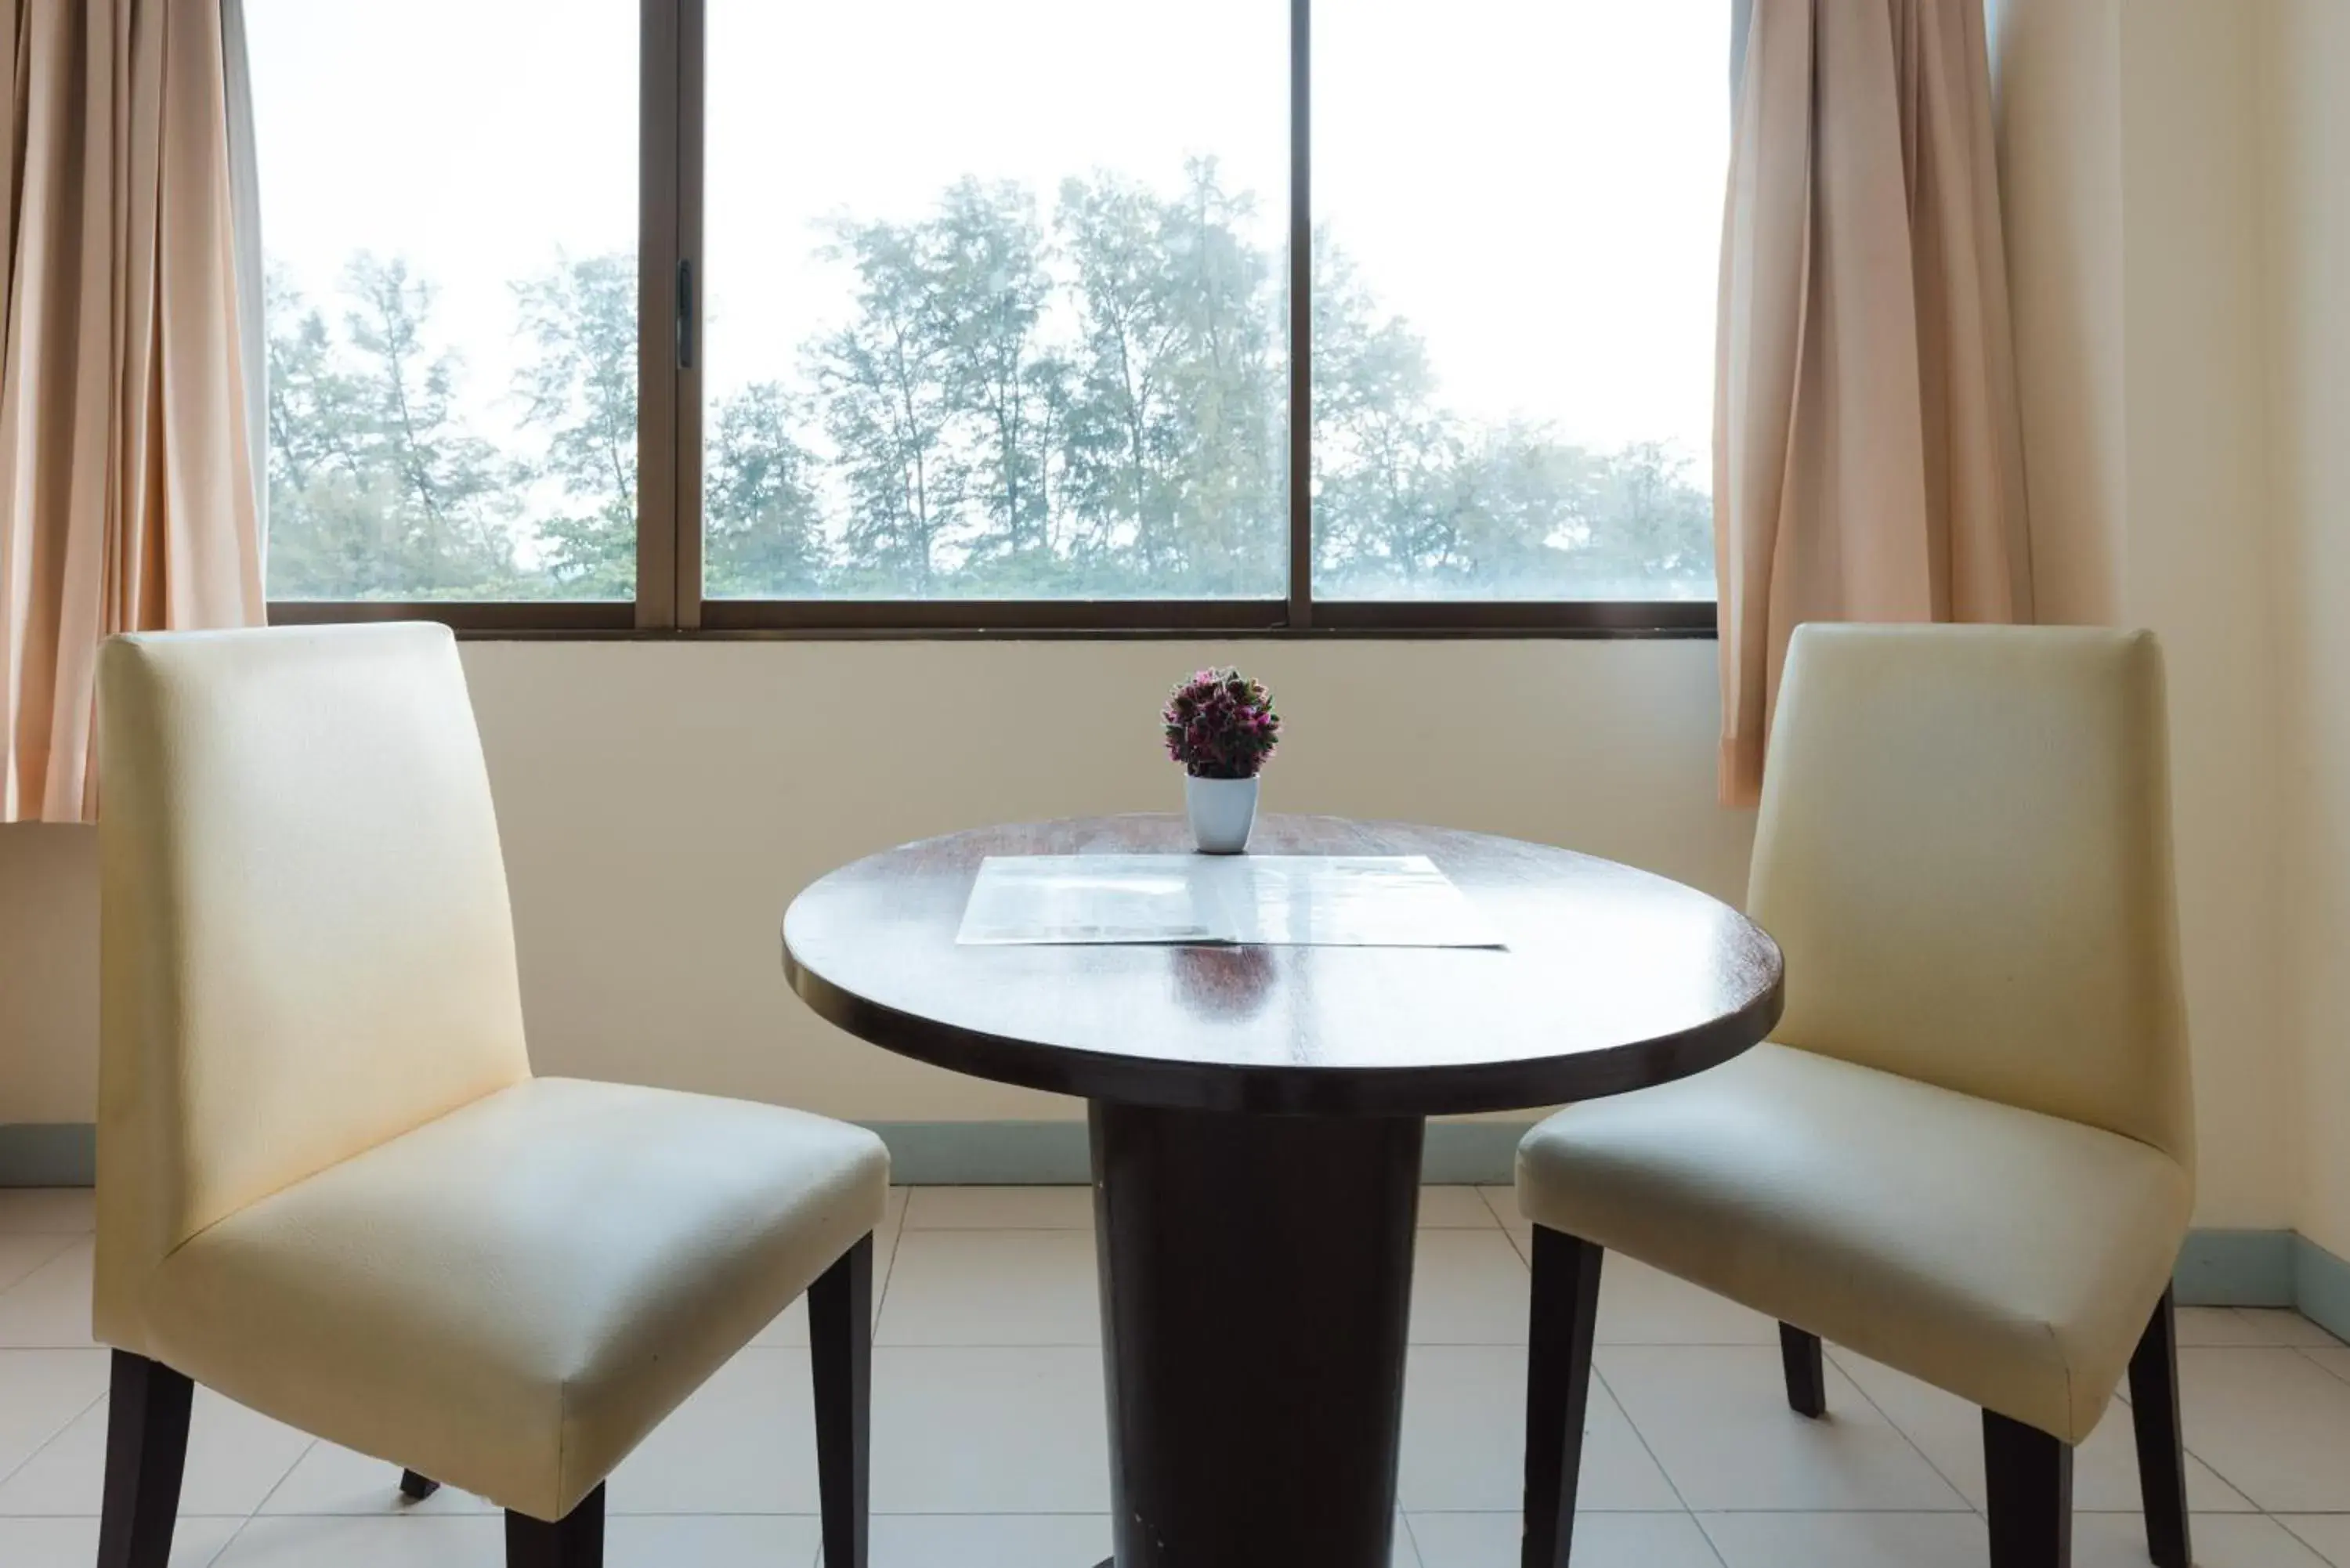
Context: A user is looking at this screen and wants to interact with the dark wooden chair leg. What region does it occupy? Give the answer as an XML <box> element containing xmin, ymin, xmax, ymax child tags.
<box><xmin>2127</xmin><ymin>1286</ymin><xmax>2192</xmax><ymax>1568</ymax></box>
<box><xmin>810</xmin><ymin>1232</ymin><xmax>874</xmax><ymax>1568</ymax></box>
<box><xmin>1779</xmin><ymin>1323</ymin><xmax>1828</xmax><ymax>1418</ymax></box>
<box><xmin>1984</xmin><ymin>1409</ymin><xmax>2073</xmax><ymax>1568</ymax></box>
<box><xmin>400</xmin><ymin>1469</ymin><xmax>442</xmax><ymax>1500</ymax></box>
<box><xmin>505</xmin><ymin>1483</ymin><xmax>604</xmax><ymax>1567</ymax></box>
<box><xmin>1522</xmin><ymin>1226</ymin><xmax>1603</xmax><ymax>1568</ymax></box>
<box><xmin>97</xmin><ymin>1350</ymin><xmax>193</xmax><ymax>1568</ymax></box>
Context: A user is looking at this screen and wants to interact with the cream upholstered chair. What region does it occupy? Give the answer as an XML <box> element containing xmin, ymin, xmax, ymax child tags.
<box><xmin>93</xmin><ymin>623</ymin><xmax>888</xmax><ymax>1568</ymax></box>
<box><xmin>1516</xmin><ymin>626</ymin><xmax>2195</xmax><ymax>1568</ymax></box>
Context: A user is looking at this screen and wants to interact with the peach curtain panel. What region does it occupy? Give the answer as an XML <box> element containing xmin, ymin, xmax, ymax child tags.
<box><xmin>0</xmin><ymin>0</ymin><xmax>263</xmax><ymax>823</ymax></box>
<box><xmin>1713</xmin><ymin>0</ymin><xmax>2033</xmax><ymax>805</ymax></box>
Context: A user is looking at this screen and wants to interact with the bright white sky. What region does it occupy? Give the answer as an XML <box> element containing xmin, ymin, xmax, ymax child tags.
<box><xmin>248</xmin><ymin>0</ymin><xmax>1726</xmax><ymax>533</ymax></box>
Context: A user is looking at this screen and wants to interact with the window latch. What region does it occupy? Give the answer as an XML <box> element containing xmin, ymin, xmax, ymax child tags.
<box><xmin>675</xmin><ymin>258</ymin><xmax>696</xmax><ymax>370</ymax></box>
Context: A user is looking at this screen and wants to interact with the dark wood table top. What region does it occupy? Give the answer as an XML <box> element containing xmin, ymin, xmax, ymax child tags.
<box><xmin>783</xmin><ymin>815</ymin><xmax>1784</xmax><ymax>1116</ymax></box>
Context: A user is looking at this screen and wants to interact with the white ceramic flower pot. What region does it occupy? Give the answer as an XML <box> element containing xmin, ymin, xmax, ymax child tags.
<box><xmin>1184</xmin><ymin>774</ymin><xmax>1260</xmax><ymax>854</ymax></box>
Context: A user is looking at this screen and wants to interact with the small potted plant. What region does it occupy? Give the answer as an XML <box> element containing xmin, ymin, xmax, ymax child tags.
<box><xmin>1163</xmin><ymin>667</ymin><xmax>1281</xmax><ymax>854</ymax></box>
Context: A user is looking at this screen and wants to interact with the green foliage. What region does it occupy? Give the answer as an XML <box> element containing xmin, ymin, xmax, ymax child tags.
<box><xmin>262</xmin><ymin>166</ymin><xmax>1714</xmax><ymax>603</ymax></box>
<box><xmin>1055</xmin><ymin>161</ymin><xmax>1284</xmax><ymax>595</ymax></box>
<box><xmin>705</xmin><ymin>381</ymin><xmax>826</xmax><ymax>596</ymax></box>
<box><xmin>513</xmin><ymin>253</ymin><xmax>639</xmax><ymax>595</ymax></box>
<box><xmin>266</xmin><ymin>258</ymin><xmax>522</xmax><ymax>599</ymax></box>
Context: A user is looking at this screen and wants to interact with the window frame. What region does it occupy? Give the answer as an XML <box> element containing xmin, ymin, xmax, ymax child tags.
<box><xmin>263</xmin><ymin>0</ymin><xmax>1718</xmax><ymax>641</ymax></box>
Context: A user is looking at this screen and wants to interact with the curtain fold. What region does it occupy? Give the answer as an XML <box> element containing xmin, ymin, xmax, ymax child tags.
<box><xmin>1713</xmin><ymin>0</ymin><xmax>2032</xmax><ymax>807</ymax></box>
<box><xmin>0</xmin><ymin>0</ymin><xmax>264</xmax><ymax>823</ymax></box>
<box><xmin>220</xmin><ymin>0</ymin><xmax>265</xmax><ymax>562</ymax></box>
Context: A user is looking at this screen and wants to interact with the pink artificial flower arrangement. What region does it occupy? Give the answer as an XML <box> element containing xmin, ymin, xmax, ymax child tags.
<box><xmin>1163</xmin><ymin>667</ymin><xmax>1281</xmax><ymax>780</ymax></box>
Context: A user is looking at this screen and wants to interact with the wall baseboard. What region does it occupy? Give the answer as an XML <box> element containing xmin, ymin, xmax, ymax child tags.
<box><xmin>2295</xmin><ymin>1230</ymin><xmax>2350</xmax><ymax>1343</ymax></box>
<box><xmin>0</xmin><ymin>1118</ymin><xmax>1538</xmax><ymax>1189</ymax></box>
<box><xmin>862</xmin><ymin>1118</ymin><xmax>1532</xmax><ymax>1186</ymax></box>
<box><xmin>866</xmin><ymin>1121</ymin><xmax>1090</xmax><ymax>1185</ymax></box>
<box><xmin>6</xmin><ymin>1118</ymin><xmax>2342</xmax><ymax>1331</ymax></box>
<box><xmin>2174</xmin><ymin>1228</ymin><xmax>2296</xmax><ymax>1308</ymax></box>
<box><xmin>0</xmin><ymin>1123</ymin><xmax>92</xmax><ymax>1187</ymax></box>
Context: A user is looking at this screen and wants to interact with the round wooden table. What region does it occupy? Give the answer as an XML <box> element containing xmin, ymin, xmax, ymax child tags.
<box><xmin>783</xmin><ymin>815</ymin><xmax>1783</xmax><ymax>1568</ymax></box>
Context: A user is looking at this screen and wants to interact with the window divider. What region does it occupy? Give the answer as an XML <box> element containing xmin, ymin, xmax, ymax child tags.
<box><xmin>263</xmin><ymin>0</ymin><xmax>1719</xmax><ymax>642</ymax></box>
<box><xmin>671</xmin><ymin>0</ymin><xmax>707</xmax><ymax>628</ymax></box>
<box><xmin>636</xmin><ymin>0</ymin><xmax>689</xmax><ymax>630</ymax></box>
<box><xmin>1286</xmin><ymin>0</ymin><xmax>1314</xmax><ymax>632</ymax></box>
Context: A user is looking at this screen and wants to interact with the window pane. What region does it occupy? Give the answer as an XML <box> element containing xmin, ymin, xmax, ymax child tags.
<box><xmin>249</xmin><ymin>2</ymin><xmax>638</xmax><ymax>602</ymax></box>
<box><xmin>1313</xmin><ymin>1</ymin><xmax>1726</xmax><ymax>602</ymax></box>
<box><xmin>703</xmin><ymin>1</ymin><xmax>1289</xmax><ymax>601</ymax></box>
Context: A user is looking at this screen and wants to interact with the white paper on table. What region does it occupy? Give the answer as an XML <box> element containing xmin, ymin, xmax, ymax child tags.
<box><xmin>953</xmin><ymin>854</ymin><xmax>1506</xmax><ymax>948</ymax></box>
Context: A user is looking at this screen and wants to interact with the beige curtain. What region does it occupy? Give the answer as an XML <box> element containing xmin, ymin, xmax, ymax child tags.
<box><xmin>1714</xmin><ymin>0</ymin><xmax>2033</xmax><ymax>806</ymax></box>
<box><xmin>0</xmin><ymin>0</ymin><xmax>264</xmax><ymax>823</ymax></box>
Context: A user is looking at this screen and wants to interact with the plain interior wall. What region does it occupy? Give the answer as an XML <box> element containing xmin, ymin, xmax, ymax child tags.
<box><xmin>2258</xmin><ymin>1</ymin><xmax>2350</xmax><ymax>1259</ymax></box>
<box><xmin>2113</xmin><ymin>0</ymin><xmax>2290</xmax><ymax>1226</ymax></box>
<box><xmin>1990</xmin><ymin>0</ymin><xmax>2124</xmax><ymax>625</ymax></box>
<box><xmin>0</xmin><ymin>827</ymin><xmax>98</xmax><ymax>1125</ymax></box>
<box><xmin>460</xmin><ymin>639</ymin><xmax>1749</xmax><ymax>1121</ymax></box>
<box><xmin>0</xmin><ymin>641</ymin><xmax>1752</xmax><ymax>1125</ymax></box>
<box><xmin>1993</xmin><ymin>0</ymin><xmax>2291</xmax><ymax>1225</ymax></box>
<box><xmin>0</xmin><ymin>1</ymin><xmax>2331</xmax><ymax>1236</ymax></box>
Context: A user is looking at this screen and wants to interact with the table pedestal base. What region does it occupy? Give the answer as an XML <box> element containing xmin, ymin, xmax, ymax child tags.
<box><xmin>1089</xmin><ymin>1101</ymin><xmax>1426</xmax><ymax>1568</ymax></box>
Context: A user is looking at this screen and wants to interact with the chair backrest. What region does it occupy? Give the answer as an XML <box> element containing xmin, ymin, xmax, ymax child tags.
<box><xmin>95</xmin><ymin>623</ymin><xmax>531</xmax><ymax>1342</ymax></box>
<box><xmin>1749</xmin><ymin>623</ymin><xmax>2193</xmax><ymax>1165</ymax></box>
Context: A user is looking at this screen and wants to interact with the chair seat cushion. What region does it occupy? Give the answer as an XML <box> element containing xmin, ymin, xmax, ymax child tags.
<box><xmin>1517</xmin><ymin>1043</ymin><xmax>2191</xmax><ymax>1443</ymax></box>
<box><xmin>138</xmin><ymin>1077</ymin><xmax>888</xmax><ymax>1520</ymax></box>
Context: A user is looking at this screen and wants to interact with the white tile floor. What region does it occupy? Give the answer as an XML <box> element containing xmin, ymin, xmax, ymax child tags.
<box><xmin>2</xmin><ymin>1184</ymin><xmax>2347</xmax><ymax>1566</ymax></box>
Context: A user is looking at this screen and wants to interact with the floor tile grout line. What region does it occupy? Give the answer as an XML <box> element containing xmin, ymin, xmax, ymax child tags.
<box><xmin>893</xmin><ymin>1187</ymin><xmax>927</xmax><ymax>1231</ymax></box>
<box><xmin>193</xmin><ymin>1511</ymin><xmax>253</xmax><ymax>1568</ymax></box>
<box><xmin>2168</xmin><ymin>1344</ymin><xmax>2323</xmax><ymax>1510</ymax></box>
<box><xmin>1694</xmin><ymin>1505</ymin><xmax>1735</xmax><ymax>1566</ymax></box>
<box><xmin>895</xmin><ymin>1226</ymin><xmax>1097</xmax><ymax>1237</ymax></box>
<box><xmin>2176</xmin><ymin>1430</ymin><xmax>2265</xmax><ymax>1513</ymax></box>
<box><xmin>7</xmin><ymin>1505</ymin><xmax>2198</xmax><ymax>1521</ymax></box>
<box><xmin>1397</xmin><ymin>1508</ymin><xmax>1429</xmax><ymax>1568</ymax></box>
<box><xmin>1751</xmin><ymin>1338</ymin><xmax>2301</xmax><ymax>1525</ymax></box>
<box><xmin>1473</xmin><ymin>1184</ymin><xmax>1517</xmax><ymax>1230</ymax></box>
<box><xmin>82</xmin><ymin>1507</ymin><xmax>2350</xmax><ymax>1519</ymax></box>
<box><xmin>229</xmin><ymin>1509</ymin><xmax>1121</xmax><ymax>1518</ymax></box>
<box><xmin>1820</xmin><ymin>1344</ymin><xmax>1984</xmax><ymax>1519</ymax></box>
<box><xmin>1486</xmin><ymin>1216</ymin><xmax>1536</xmax><ymax>1270</ymax></box>
<box><xmin>1392</xmin><ymin>1507</ymin><xmax>1425</xmax><ymax>1568</ymax></box>
<box><xmin>1402</xmin><ymin>1505</ymin><xmax>1992</xmax><ymax>1515</ymax></box>
<box><xmin>0</xmin><ymin>1384</ymin><xmax>107</xmax><ymax>1497</ymax></box>
<box><xmin>2095</xmin><ymin>1343</ymin><xmax>2269</xmax><ymax>1513</ymax></box>
<box><xmin>16</xmin><ymin>1186</ymin><xmax>2350</xmax><ymax>1547</ymax></box>
<box><xmin>0</xmin><ymin>1232</ymin><xmax>83</xmax><ymax>1298</ymax></box>
<box><xmin>2279</xmin><ymin>1515</ymin><xmax>2350</xmax><ymax>1568</ymax></box>
<box><xmin>1402</xmin><ymin>1506</ymin><xmax>1779</xmax><ymax>1514</ymax></box>
<box><xmin>870</xmin><ymin>1195</ymin><xmax>913</xmax><ymax>1336</ymax></box>
<box><xmin>2228</xmin><ymin>1305</ymin><xmax>2348</xmax><ymax>1353</ymax></box>
<box><xmin>1587</xmin><ymin>1360</ymin><xmax>1726</xmax><ymax>1566</ymax></box>
<box><xmin>896</xmin><ymin>1225</ymin><xmax>1504</xmax><ymax>1236</ymax></box>
<box><xmin>849</xmin><ymin>1342</ymin><xmax>1784</xmax><ymax>1350</ymax></box>
<box><xmin>245</xmin><ymin>1435</ymin><xmax>324</xmax><ymax>1518</ymax></box>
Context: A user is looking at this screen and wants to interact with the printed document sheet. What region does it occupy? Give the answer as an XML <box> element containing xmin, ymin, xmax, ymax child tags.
<box><xmin>954</xmin><ymin>854</ymin><xmax>1505</xmax><ymax>948</ymax></box>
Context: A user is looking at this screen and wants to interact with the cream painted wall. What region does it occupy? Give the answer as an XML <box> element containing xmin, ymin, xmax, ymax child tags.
<box><xmin>0</xmin><ymin>640</ymin><xmax>1752</xmax><ymax>1127</ymax></box>
<box><xmin>459</xmin><ymin>639</ymin><xmax>1750</xmax><ymax>1122</ymax></box>
<box><xmin>1991</xmin><ymin>0</ymin><xmax>2124</xmax><ymax>625</ymax></box>
<box><xmin>1993</xmin><ymin>0</ymin><xmax>2290</xmax><ymax>1226</ymax></box>
<box><xmin>0</xmin><ymin>607</ymin><xmax>2316</xmax><ymax>1230</ymax></box>
<box><xmin>2256</xmin><ymin>2</ymin><xmax>2350</xmax><ymax>1259</ymax></box>
<box><xmin>0</xmin><ymin>827</ymin><xmax>98</xmax><ymax>1125</ymax></box>
<box><xmin>2114</xmin><ymin>0</ymin><xmax>2290</xmax><ymax>1229</ymax></box>
<box><xmin>1</xmin><ymin>1</ymin><xmax>2332</xmax><ymax>1236</ymax></box>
